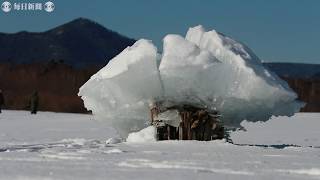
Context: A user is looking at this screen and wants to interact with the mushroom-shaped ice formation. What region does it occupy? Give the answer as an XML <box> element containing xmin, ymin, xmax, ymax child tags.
<box><xmin>79</xmin><ymin>26</ymin><xmax>304</xmax><ymax>137</ymax></box>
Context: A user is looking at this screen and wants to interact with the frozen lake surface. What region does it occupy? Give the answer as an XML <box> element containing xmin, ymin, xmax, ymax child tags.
<box><xmin>0</xmin><ymin>110</ymin><xmax>319</xmax><ymax>180</ymax></box>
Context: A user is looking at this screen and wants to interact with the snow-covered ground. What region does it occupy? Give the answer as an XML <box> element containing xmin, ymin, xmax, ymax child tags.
<box><xmin>231</xmin><ymin>113</ymin><xmax>320</xmax><ymax>147</ymax></box>
<box><xmin>0</xmin><ymin>110</ymin><xmax>319</xmax><ymax>180</ymax></box>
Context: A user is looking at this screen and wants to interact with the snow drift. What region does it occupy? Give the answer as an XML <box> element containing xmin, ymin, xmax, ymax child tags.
<box><xmin>126</xmin><ymin>126</ymin><xmax>156</xmax><ymax>143</ymax></box>
<box><xmin>79</xmin><ymin>25</ymin><xmax>303</xmax><ymax>137</ymax></box>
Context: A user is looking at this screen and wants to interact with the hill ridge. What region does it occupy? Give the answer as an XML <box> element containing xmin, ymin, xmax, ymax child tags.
<box><xmin>0</xmin><ymin>17</ymin><xmax>136</xmax><ymax>67</ymax></box>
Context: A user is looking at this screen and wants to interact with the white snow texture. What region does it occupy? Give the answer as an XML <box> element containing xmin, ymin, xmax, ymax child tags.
<box><xmin>79</xmin><ymin>25</ymin><xmax>303</xmax><ymax>137</ymax></box>
<box><xmin>126</xmin><ymin>126</ymin><xmax>156</xmax><ymax>143</ymax></box>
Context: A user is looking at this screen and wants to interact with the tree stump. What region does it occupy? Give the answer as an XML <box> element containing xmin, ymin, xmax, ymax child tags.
<box><xmin>150</xmin><ymin>102</ymin><xmax>224</xmax><ymax>141</ymax></box>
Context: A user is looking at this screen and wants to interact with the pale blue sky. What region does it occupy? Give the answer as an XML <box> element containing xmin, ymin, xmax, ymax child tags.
<box><xmin>1</xmin><ymin>0</ymin><xmax>319</xmax><ymax>64</ymax></box>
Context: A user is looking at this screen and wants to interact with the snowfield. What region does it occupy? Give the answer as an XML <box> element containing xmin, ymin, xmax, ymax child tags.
<box><xmin>231</xmin><ymin>113</ymin><xmax>320</xmax><ymax>147</ymax></box>
<box><xmin>0</xmin><ymin>110</ymin><xmax>320</xmax><ymax>180</ymax></box>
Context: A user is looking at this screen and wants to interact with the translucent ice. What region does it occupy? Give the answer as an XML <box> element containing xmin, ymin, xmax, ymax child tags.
<box><xmin>79</xmin><ymin>26</ymin><xmax>303</xmax><ymax>137</ymax></box>
<box><xmin>79</xmin><ymin>39</ymin><xmax>162</xmax><ymax>136</ymax></box>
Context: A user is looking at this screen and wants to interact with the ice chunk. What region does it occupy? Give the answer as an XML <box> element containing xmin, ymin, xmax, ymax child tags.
<box><xmin>154</xmin><ymin>109</ymin><xmax>181</xmax><ymax>127</ymax></box>
<box><xmin>79</xmin><ymin>26</ymin><xmax>304</xmax><ymax>138</ymax></box>
<box><xmin>105</xmin><ymin>137</ymin><xmax>122</xmax><ymax>144</ymax></box>
<box><xmin>126</xmin><ymin>126</ymin><xmax>156</xmax><ymax>143</ymax></box>
<box><xmin>184</xmin><ymin>25</ymin><xmax>303</xmax><ymax>125</ymax></box>
<box><xmin>79</xmin><ymin>39</ymin><xmax>162</xmax><ymax>137</ymax></box>
<box><xmin>159</xmin><ymin>34</ymin><xmax>221</xmax><ymax>106</ymax></box>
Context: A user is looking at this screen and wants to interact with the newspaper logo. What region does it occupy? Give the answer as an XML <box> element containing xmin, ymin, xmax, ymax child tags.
<box><xmin>1</xmin><ymin>1</ymin><xmax>54</xmax><ymax>13</ymax></box>
<box><xmin>1</xmin><ymin>1</ymin><xmax>12</xmax><ymax>13</ymax></box>
<box><xmin>44</xmin><ymin>1</ymin><xmax>54</xmax><ymax>12</ymax></box>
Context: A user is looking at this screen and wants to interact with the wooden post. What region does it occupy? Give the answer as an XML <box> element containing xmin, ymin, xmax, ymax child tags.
<box><xmin>179</xmin><ymin>123</ymin><xmax>183</xmax><ymax>140</ymax></box>
<box><xmin>150</xmin><ymin>102</ymin><xmax>223</xmax><ymax>141</ymax></box>
<box><xmin>167</xmin><ymin>125</ymin><xmax>171</xmax><ymax>140</ymax></box>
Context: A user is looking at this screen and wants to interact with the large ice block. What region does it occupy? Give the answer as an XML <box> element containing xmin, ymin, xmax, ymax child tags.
<box><xmin>79</xmin><ymin>26</ymin><xmax>304</xmax><ymax>137</ymax></box>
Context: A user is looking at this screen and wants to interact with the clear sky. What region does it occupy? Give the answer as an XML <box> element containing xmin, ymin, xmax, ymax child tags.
<box><xmin>1</xmin><ymin>0</ymin><xmax>319</xmax><ymax>64</ymax></box>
